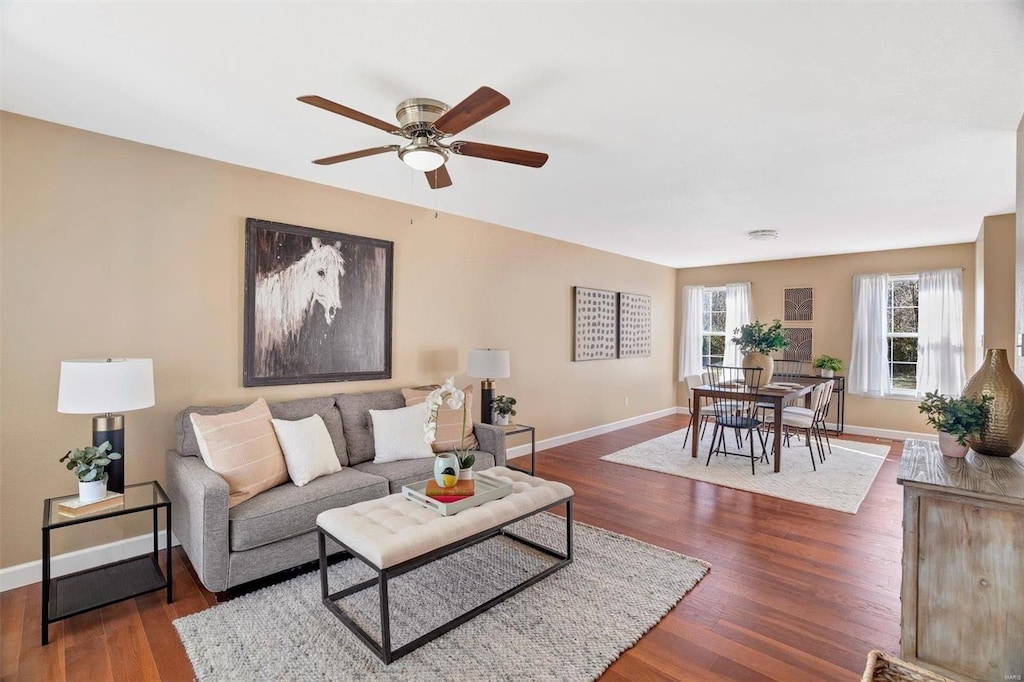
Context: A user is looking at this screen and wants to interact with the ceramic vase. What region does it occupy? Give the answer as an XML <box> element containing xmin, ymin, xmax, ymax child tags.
<box><xmin>963</xmin><ymin>348</ymin><xmax>1024</xmax><ymax>457</ymax></box>
<box><xmin>742</xmin><ymin>352</ymin><xmax>773</xmax><ymax>387</ymax></box>
<box><xmin>458</xmin><ymin>468</ymin><xmax>473</xmax><ymax>481</ymax></box>
<box><xmin>820</xmin><ymin>369</ymin><xmax>834</xmax><ymax>378</ymax></box>
<box><xmin>495</xmin><ymin>413</ymin><xmax>510</xmax><ymax>426</ymax></box>
<box><xmin>433</xmin><ymin>453</ymin><xmax>460</xmax><ymax>488</ymax></box>
<box><xmin>937</xmin><ymin>432</ymin><xmax>969</xmax><ymax>458</ymax></box>
<box><xmin>79</xmin><ymin>479</ymin><xmax>107</xmax><ymax>503</ymax></box>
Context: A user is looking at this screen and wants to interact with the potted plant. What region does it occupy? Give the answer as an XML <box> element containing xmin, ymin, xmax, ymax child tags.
<box><xmin>491</xmin><ymin>395</ymin><xmax>517</xmax><ymax>426</ymax></box>
<box><xmin>812</xmin><ymin>354</ymin><xmax>843</xmax><ymax>378</ymax></box>
<box><xmin>917</xmin><ymin>391</ymin><xmax>993</xmax><ymax>458</ymax></box>
<box><xmin>731</xmin><ymin>319</ymin><xmax>789</xmax><ymax>386</ymax></box>
<box><xmin>59</xmin><ymin>441</ymin><xmax>122</xmax><ymax>503</ymax></box>
<box><xmin>424</xmin><ymin>377</ymin><xmax>473</xmax><ymax>485</ymax></box>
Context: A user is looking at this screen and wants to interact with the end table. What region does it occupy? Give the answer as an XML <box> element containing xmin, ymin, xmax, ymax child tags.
<box><xmin>501</xmin><ymin>423</ymin><xmax>536</xmax><ymax>475</ymax></box>
<box><xmin>41</xmin><ymin>480</ymin><xmax>173</xmax><ymax>645</ymax></box>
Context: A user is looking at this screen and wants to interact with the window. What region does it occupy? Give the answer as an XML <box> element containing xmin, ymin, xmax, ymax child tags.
<box><xmin>701</xmin><ymin>287</ymin><xmax>726</xmax><ymax>367</ymax></box>
<box><xmin>887</xmin><ymin>275</ymin><xmax>919</xmax><ymax>393</ymax></box>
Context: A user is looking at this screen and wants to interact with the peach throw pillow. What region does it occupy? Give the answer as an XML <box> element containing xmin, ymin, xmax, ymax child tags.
<box><xmin>402</xmin><ymin>385</ymin><xmax>479</xmax><ymax>453</ymax></box>
<box><xmin>189</xmin><ymin>398</ymin><xmax>289</xmax><ymax>507</ymax></box>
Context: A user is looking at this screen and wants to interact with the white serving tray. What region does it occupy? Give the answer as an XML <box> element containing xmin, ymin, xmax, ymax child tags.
<box><xmin>402</xmin><ymin>471</ymin><xmax>514</xmax><ymax>516</ymax></box>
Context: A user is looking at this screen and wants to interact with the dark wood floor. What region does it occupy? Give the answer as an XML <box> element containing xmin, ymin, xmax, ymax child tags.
<box><xmin>2</xmin><ymin>414</ymin><xmax>904</xmax><ymax>681</ymax></box>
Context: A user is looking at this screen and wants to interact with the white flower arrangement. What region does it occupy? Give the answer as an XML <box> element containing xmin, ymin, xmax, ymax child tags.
<box><xmin>423</xmin><ymin>376</ymin><xmax>474</xmax><ymax>469</ymax></box>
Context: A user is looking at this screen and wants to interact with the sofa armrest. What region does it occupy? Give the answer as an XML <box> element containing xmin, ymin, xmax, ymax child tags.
<box><xmin>165</xmin><ymin>450</ymin><xmax>231</xmax><ymax>592</ymax></box>
<box><xmin>472</xmin><ymin>423</ymin><xmax>506</xmax><ymax>467</ymax></box>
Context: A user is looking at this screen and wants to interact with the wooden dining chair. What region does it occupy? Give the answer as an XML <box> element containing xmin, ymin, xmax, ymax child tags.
<box><xmin>682</xmin><ymin>373</ymin><xmax>716</xmax><ymax>447</ymax></box>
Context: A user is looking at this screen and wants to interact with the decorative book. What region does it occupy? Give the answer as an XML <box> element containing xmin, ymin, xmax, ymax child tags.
<box><xmin>57</xmin><ymin>491</ymin><xmax>124</xmax><ymax>518</ymax></box>
<box><xmin>425</xmin><ymin>479</ymin><xmax>475</xmax><ymax>498</ymax></box>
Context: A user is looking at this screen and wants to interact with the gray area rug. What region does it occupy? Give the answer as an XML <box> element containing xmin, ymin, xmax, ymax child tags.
<box><xmin>600</xmin><ymin>428</ymin><xmax>891</xmax><ymax>513</ymax></box>
<box><xmin>174</xmin><ymin>513</ymin><xmax>709</xmax><ymax>681</ymax></box>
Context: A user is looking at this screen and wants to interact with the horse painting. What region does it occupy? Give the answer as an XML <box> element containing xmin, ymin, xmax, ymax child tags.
<box><xmin>253</xmin><ymin>237</ymin><xmax>345</xmax><ymax>377</ymax></box>
<box><xmin>244</xmin><ymin>219</ymin><xmax>393</xmax><ymax>386</ymax></box>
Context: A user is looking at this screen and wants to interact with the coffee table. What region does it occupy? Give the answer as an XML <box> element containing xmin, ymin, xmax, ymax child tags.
<box><xmin>316</xmin><ymin>467</ymin><xmax>574</xmax><ymax>664</ymax></box>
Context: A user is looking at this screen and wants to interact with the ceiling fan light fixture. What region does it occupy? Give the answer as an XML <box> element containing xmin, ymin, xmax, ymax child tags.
<box><xmin>399</xmin><ymin>142</ymin><xmax>447</xmax><ymax>172</ymax></box>
<box><xmin>747</xmin><ymin>229</ymin><xmax>779</xmax><ymax>241</ymax></box>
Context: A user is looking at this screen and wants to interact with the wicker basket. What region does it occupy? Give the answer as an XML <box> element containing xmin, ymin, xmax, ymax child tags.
<box><xmin>861</xmin><ymin>650</ymin><xmax>956</xmax><ymax>682</ymax></box>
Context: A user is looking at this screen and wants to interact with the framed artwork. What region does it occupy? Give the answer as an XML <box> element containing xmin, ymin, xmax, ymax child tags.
<box><xmin>573</xmin><ymin>286</ymin><xmax>618</xmax><ymax>361</ymax></box>
<box><xmin>782</xmin><ymin>327</ymin><xmax>813</xmax><ymax>362</ymax></box>
<box><xmin>243</xmin><ymin>218</ymin><xmax>393</xmax><ymax>386</ymax></box>
<box><xmin>618</xmin><ymin>292</ymin><xmax>651</xmax><ymax>358</ymax></box>
<box><xmin>784</xmin><ymin>287</ymin><xmax>813</xmax><ymax>322</ymax></box>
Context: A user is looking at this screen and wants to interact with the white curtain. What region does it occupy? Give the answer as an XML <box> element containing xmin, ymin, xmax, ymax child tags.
<box><xmin>917</xmin><ymin>268</ymin><xmax>966</xmax><ymax>396</ymax></box>
<box><xmin>678</xmin><ymin>285</ymin><xmax>704</xmax><ymax>380</ymax></box>
<box><xmin>724</xmin><ymin>282</ymin><xmax>752</xmax><ymax>366</ymax></box>
<box><xmin>849</xmin><ymin>274</ymin><xmax>890</xmax><ymax>396</ymax></box>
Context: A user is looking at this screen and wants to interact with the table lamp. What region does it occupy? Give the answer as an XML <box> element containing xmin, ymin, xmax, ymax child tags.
<box><xmin>57</xmin><ymin>358</ymin><xmax>155</xmax><ymax>494</ymax></box>
<box><xmin>467</xmin><ymin>349</ymin><xmax>510</xmax><ymax>425</ymax></box>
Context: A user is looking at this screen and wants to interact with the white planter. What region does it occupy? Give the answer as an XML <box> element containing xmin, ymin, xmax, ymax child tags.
<box><xmin>819</xmin><ymin>369</ymin><xmax>834</xmax><ymax>378</ymax></box>
<box><xmin>458</xmin><ymin>468</ymin><xmax>473</xmax><ymax>481</ymax></box>
<box><xmin>494</xmin><ymin>413</ymin><xmax>510</xmax><ymax>426</ymax></box>
<box><xmin>78</xmin><ymin>479</ymin><xmax>107</xmax><ymax>503</ymax></box>
<box><xmin>938</xmin><ymin>431</ymin><xmax>970</xmax><ymax>458</ymax></box>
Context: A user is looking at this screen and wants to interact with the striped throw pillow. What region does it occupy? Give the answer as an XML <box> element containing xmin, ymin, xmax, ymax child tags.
<box><xmin>190</xmin><ymin>398</ymin><xmax>289</xmax><ymax>507</ymax></box>
<box><xmin>402</xmin><ymin>385</ymin><xmax>479</xmax><ymax>453</ymax></box>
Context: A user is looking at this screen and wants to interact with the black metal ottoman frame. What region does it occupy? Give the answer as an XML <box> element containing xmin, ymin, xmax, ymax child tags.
<box><xmin>317</xmin><ymin>496</ymin><xmax>573</xmax><ymax>664</ymax></box>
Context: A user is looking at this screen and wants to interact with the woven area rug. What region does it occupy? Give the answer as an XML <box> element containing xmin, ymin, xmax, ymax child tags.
<box><xmin>174</xmin><ymin>513</ymin><xmax>709</xmax><ymax>681</ymax></box>
<box><xmin>600</xmin><ymin>428</ymin><xmax>891</xmax><ymax>513</ymax></box>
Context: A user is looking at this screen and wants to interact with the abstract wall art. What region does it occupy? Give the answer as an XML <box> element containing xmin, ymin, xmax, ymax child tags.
<box><xmin>617</xmin><ymin>292</ymin><xmax>651</xmax><ymax>358</ymax></box>
<box><xmin>784</xmin><ymin>287</ymin><xmax>814</xmax><ymax>322</ymax></box>
<box><xmin>782</xmin><ymin>327</ymin><xmax>814</xmax><ymax>362</ymax></box>
<box><xmin>573</xmin><ymin>286</ymin><xmax>618</xmax><ymax>361</ymax></box>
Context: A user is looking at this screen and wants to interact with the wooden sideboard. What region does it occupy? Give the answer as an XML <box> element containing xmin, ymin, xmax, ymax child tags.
<box><xmin>897</xmin><ymin>440</ymin><xmax>1024</xmax><ymax>682</ymax></box>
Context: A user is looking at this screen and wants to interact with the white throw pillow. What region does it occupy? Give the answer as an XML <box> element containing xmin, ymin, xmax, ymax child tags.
<box><xmin>369</xmin><ymin>402</ymin><xmax>435</xmax><ymax>464</ymax></box>
<box><xmin>271</xmin><ymin>414</ymin><xmax>342</xmax><ymax>487</ymax></box>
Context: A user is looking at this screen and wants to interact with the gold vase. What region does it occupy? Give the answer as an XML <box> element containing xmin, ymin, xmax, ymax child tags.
<box><xmin>963</xmin><ymin>348</ymin><xmax>1024</xmax><ymax>457</ymax></box>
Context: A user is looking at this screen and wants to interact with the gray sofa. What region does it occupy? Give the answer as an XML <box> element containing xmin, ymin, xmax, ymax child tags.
<box><xmin>166</xmin><ymin>388</ymin><xmax>506</xmax><ymax>592</ymax></box>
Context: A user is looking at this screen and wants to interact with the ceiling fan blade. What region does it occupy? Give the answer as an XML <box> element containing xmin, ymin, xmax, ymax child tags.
<box><xmin>449</xmin><ymin>141</ymin><xmax>548</xmax><ymax>168</ymax></box>
<box><xmin>298</xmin><ymin>95</ymin><xmax>400</xmax><ymax>135</ymax></box>
<box><xmin>432</xmin><ymin>86</ymin><xmax>510</xmax><ymax>136</ymax></box>
<box><xmin>425</xmin><ymin>165</ymin><xmax>453</xmax><ymax>189</ymax></box>
<box><xmin>313</xmin><ymin>146</ymin><xmax>399</xmax><ymax>165</ymax></box>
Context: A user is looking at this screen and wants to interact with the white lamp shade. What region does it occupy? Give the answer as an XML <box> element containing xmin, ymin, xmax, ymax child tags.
<box><xmin>57</xmin><ymin>358</ymin><xmax>155</xmax><ymax>414</ymax></box>
<box><xmin>467</xmin><ymin>349</ymin><xmax>510</xmax><ymax>379</ymax></box>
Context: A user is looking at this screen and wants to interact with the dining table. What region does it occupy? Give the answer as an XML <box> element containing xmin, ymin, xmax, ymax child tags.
<box><xmin>690</xmin><ymin>381</ymin><xmax>815</xmax><ymax>473</ymax></box>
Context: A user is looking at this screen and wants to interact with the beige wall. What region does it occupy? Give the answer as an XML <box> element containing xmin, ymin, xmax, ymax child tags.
<box><xmin>0</xmin><ymin>113</ymin><xmax>677</xmax><ymax>568</ymax></box>
<box><xmin>675</xmin><ymin>244</ymin><xmax>978</xmax><ymax>433</ymax></box>
<box><xmin>975</xmin><ymin>213</ymin><xmax>1017</xmax><ymax>363</ymax></box>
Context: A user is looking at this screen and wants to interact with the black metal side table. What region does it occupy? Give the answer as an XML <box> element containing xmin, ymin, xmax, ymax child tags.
<box><xmin>41</xmin><ymin>480</ymin><xmax>172</xmax><ymax>645</ymax></box>
<box><xmin>501</xmin><ymin>423</ymin><xmax>536</xmax><ymax>475</ymax></box>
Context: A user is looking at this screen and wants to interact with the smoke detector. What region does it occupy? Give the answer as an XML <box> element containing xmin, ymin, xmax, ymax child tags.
<box><xmin>747</xmin><ymin>229</ymin><xmax>778</xmax><ymax>241</ymax></box>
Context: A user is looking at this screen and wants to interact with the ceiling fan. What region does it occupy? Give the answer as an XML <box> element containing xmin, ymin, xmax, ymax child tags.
<box><xmin>298</xmin><ymin>86</ymin><xmax>548</xmax><ymax>189</ymax></box>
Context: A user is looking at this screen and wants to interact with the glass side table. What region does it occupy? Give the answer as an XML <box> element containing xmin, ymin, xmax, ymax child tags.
<box><xmin>41</xmin><ymin>480</ymin><xmax>172</xmax><ymax>645</ymax></box>
<box><xmin>501</xmin><ymin>423</ymin><xmax>536</xmax><ymax>475</ymax></box>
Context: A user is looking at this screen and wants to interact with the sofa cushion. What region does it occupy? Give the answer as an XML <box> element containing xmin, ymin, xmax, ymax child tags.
<box><xmin>175</xmin><ymin>395</ymin><xmax>348</xmax><ymax>466</ymax></box>
<box><xmin>272</xmin><ymin>415</ymin><xmax>343</xmax><ymax>486</ymax></box>
<box><xmin>228</xmin><ymin>468</ymin><xmax>389</xmax><ymax>552</ymax></box>
<box><xmin>190</xmin><ymin>398</ymin><xmax>290</xmax><ymax>508</ymax></box>
<box><xmin>353</xmin><ymin>450</ymin><xmax>496</xmax><ymax>493</ymax></box>
<box><xmin>369</xmin><ymin>402</ymin><xmax>435</xmax><ymax>464</ymax></box>
<box><xmin>402</xmin><ymin>385</ymin><xmax>479</xmax><ymax>453</ymax></box>
<box><xmin>335</xmin><ymin>389</ymin><xmax>405</xmax><ymax>465</ymax></box>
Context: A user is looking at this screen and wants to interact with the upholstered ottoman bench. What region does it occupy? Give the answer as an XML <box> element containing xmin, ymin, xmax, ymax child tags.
<box><xmin>315</xmin><ymin>467</ymin><xmax>574</xmax><ymax>663</ymax></box>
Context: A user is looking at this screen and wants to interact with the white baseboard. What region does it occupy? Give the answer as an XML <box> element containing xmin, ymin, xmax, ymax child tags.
<box><xmin>506</xmin><ymin>407</ymin><xmax>679</xmax><ymax>459</ymax></box>
<box><xmin>828</xmin><ymin>422</ymin><xmax>935</xmax><ymax>442</ymax></box>
<box><xmin>1</xmin><ymin>531</ymin><xmax>180</xmax><ymax>593</ymax></box>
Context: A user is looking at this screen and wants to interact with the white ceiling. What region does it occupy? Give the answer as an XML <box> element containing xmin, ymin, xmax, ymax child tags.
<box><xmin>3</xmin><ymin>2</ymin><xmax>1022</xmax><ymax>268</ymax></box>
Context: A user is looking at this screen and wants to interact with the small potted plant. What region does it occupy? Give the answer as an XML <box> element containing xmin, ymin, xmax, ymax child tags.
<box><xmin>491</xmin><ymin>395</ymin><xmax>517</xmax><ymax>426</ymax></box>
<box><xmin>812</xmin><ymin>355</ymin><xmax>843</xmax><ymax>378</ymax></box>
<box><xmin>731</xmin><ymin>319</ymin><xmax>789</xmax><ymax>386</ymax></box>
<box><xmin>917</xmin><ymin>391</ymin><xmax>993</xmax><ymax>458</ymax></box>
<box><xmin>59</xmin><ymin>441</ymin><xmax>122</xmax><ymax>502</ymax></box>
